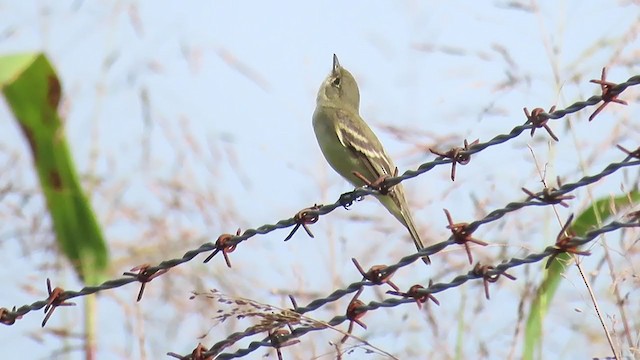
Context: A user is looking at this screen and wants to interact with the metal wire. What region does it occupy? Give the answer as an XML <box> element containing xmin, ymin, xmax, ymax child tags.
<box><xmin>206</xmin><ymin>219</ymin><xmax>640</xmax><ymax>359</ymax></box>
<box><xmin>1</xmin><ymin>74</ymin><xmax>639</xmax><ymax>359</ymax></box>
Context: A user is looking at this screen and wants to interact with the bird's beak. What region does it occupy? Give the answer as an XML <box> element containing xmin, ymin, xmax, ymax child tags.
<box><xmin>332</xmin><ymin>54</ymin><xmax>340</xmax><ymax>76</ymax></box>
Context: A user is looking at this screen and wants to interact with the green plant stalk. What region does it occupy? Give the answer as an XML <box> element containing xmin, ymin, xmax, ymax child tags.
<box><xmin>1</xmin><ymin>52</ymin><xmax>108</xmax><ymax>359</ymax></box>
<box><xmin>0</xmin><ymin>53</ymin><xmax>108</xmax><ymax>284</ymax></box>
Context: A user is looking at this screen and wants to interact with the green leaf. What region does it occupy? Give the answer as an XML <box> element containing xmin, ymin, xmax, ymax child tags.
<box><xmin>523</xmin><ymin>191</ymin><xmax>640</xmax><ymax>359</ymax></box>
<box><xmin>570</xmin><ymin>192</ymin><xmax>640</xmax><ymax>236</ymax></box>
<box><xmin>1</xmin><ymin>53</ymin><xmax>109</xmax><ymax>285</ymax></box>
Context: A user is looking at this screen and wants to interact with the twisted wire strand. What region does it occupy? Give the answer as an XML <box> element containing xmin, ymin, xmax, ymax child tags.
<box><xmin>206</xmin><ymin>219</ymin><xmax>640</xmax><ymax>359</ymax></box>
<box><xmin>1</xmin><ymin>75</ymin><xmax>638</xmax><ymax>344</ymax></box>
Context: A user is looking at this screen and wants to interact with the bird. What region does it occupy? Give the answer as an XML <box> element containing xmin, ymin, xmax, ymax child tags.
<box><xmin>312</xmin><ymin>54</ymin><xmax>429</xmax><ymax>263</ymax></box>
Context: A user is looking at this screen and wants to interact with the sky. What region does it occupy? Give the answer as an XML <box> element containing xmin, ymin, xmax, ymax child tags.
<box><xmin>0</xmin><ymin>1</ymin><xmax>639</xmax><ymax>359</ymax></box>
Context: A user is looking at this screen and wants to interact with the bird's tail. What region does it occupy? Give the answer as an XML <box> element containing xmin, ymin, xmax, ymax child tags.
<box><xmin>403</xmin><ymin>208</ymin><xmax>431</xmax><ymax>265</ymax></box>
<box><xmin>379</xmin><ymin>186</ymin><xmax>431</xmax><ymax>264</ymax></box>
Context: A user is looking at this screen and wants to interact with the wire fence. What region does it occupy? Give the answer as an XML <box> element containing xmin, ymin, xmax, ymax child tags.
<box><xmin>1</xmin><ymin>72</ymin><xmax>639</xmax><ymax>359</ymax></box>
<box><xmin>196</xmin><ymin>161</ymin><xmax>640</xmax><ymax>359</ymax></box>
<box><xmin>202</xmin><ymin>219</ymin><xmax>640</xmax><ymax>360</ymax></box>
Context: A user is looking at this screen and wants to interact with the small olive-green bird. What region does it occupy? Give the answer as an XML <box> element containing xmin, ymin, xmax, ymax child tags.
<box><xmin>312</xmin><ymin>54</ymin><xmax>429</xmax><ymax>263</ymax></box>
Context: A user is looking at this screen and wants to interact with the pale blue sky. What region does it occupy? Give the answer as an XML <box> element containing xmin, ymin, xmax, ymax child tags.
<box><xmin>0</xmin><ymin>1</ymin><xmax>638</xmax><ymax>359</ymax></box>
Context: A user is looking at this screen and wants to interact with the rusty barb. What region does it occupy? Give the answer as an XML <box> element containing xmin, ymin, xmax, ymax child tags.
<box><xmin>626</xmin><ymin>210</ymin><xmax>640</xmax><ymax>222</ymax></box>
<box><xmin>430</xmin><ymin>138</ymin><xmax>479</xmax><ymax>181</ymax></box>
<box><xmin>546</xmin><ymin>214</ymin><xmax>591</xmax><ymax>269</ymax></box>
<box><xmin>387</xmin><ymin>282</ymin><xmax>440</xmax><ymax>310</ymax></box>
<box><xmin>352</xmin><ymin>167</ymin><xmax>399</xmax><ymax>195</ymax></box>
<box><xmin>589</xmin><ymin>67</ymin><xmax>628</xmax><ymax>121</ymax></box>
<box><xmin>444</xmin><ymin>209</ymin><xmax>488</xmax><ymax>264</ymax></box>
<box><xmin>204</xmin><ymin>228</ymin><xmax>241</xmax><ymax>267</ymax></box>
<box><xmin>472</xmin><ymin>263</ymin><xmax>516</xmax><ymax>300</ymax></box>
<box><xmin>522</xmin><ymin>186</ymin><xmax>575</xmax><ymax>208</ymax></box>
<box><xmin>351</xmin><ymin>258</ymin><xmax>399</xmax><ymax>291</ymax></box>
<box><xmin>123</xmin><ymin>264</ymin><xmax>169</xmax><ymax>302</ymax></box>
<box><xmin>269</xmin><ymin>328</ymin><xmax>301</xmax><ymax>360</ymax></box>
<box><xmin>524</xmin><ymin>106</ymin><xmax>559</xmax><ymax>141</ymax></box>
<box><xmin>42</xmin><ymin>278</ymin><xmax>76</xmax><ymax>327</ymax></box>
<box><xmin>616</xmin><ymin>144</ymin><xmax>640</xmax><ymax>160</ymax></box>
<box><xmin>284</xmin><ymin>204</ymin><xmax>322</xmax><ymax>241</ymax></box>
<box><xmin>167</xmin><ymin>343</ymin><xmax>213</xmax><ymax>360</ymax></box>
<box><xmin>341</xmin><ymin>288</ymin><xmax>367</xmax><ymax>344</ymax></box>
<box><xmin>0</xmin><ymin>306</ymin><xmax>21</xmax><ymax>326</ymax></box>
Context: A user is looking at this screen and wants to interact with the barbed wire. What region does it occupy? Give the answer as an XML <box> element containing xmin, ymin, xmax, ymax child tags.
<box><xmin>203</xmin><ymin>218</ymin><xmax>640</xmax><ymax>359</ymax></box>
<box><xmin>188</xmin><ymin>154</ymin><xmax>640</xmax><ymax>358</ymax></box>
<box><xmin>384</xmin><ymin>74</ymin><xmax>640</xmax><ymax>187</ymax></box>
<box><xmin>250</xmin><ymin>155</ymin><xmax>639</xmax><ymax>323</ymax></box>
<box><xmin>1</xmin><ymin>73</ymin><xmax>638</xmax><ymax>325</ymax></box>
<box><xmin>1</xmin><ymin>73</ymin><xmax>638</xmax><ymax>357</ymax></box>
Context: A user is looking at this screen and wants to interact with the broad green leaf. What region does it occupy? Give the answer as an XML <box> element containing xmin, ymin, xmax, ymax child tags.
<box><xmin>1</xmin><ymin>53</ymin><xmax>109</xmax><ymax>285</ymax></box>
<box><xmin>523</xmin><ymin>191</ymin><xmax>640</xmax><ymax>359</ymax></box>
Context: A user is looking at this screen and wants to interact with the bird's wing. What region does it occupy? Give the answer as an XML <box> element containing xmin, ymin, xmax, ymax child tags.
<box><xmin>334</xmin><ymin>109</ymin><xmax>395</xmax><ymax>184</ymax></box>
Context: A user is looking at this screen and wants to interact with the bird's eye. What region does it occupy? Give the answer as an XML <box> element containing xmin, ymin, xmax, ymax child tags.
<box><xmin>332</xmin><ymin>76</ymin><xmax>341</xmax><ymax>87</ymax></box>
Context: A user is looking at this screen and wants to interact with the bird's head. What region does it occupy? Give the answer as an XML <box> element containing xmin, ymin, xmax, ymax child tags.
<box><xmin>316</xmin><ymin>54</ymin><xmax>360</xmax><ymax>111</ymax></box>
